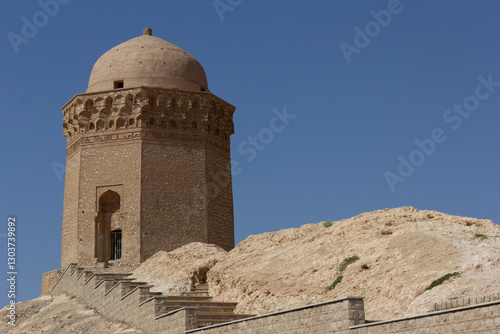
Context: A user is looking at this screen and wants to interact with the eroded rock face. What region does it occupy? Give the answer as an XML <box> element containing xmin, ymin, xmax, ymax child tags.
<box><xmin>130</xmin><ymin>242</ymin><xmax>227</xmax><ymax>295</ymax></box>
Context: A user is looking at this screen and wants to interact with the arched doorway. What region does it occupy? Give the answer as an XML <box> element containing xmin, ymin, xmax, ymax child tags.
<box><xmin>95</xmin><ymin>190</ymin><xmax>121</xmax><ymax>262</ymax></box>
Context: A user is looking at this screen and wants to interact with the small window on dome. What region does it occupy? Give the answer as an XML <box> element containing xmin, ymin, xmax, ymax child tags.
<box><xmin>114</xmin><ymin>80</ymin><xmax>124</xmax><ymax>89</ymax></box>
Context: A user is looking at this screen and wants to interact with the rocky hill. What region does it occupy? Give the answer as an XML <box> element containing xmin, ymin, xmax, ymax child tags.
<box><xmin>132</xmin><ymin>206</ymin><xmax>500</xmax><ymax>320</ymax></box>
<box><xmin>2</xmin><ymin>206</ymin><xmax>499</xmax><ymax>332</ymax></box>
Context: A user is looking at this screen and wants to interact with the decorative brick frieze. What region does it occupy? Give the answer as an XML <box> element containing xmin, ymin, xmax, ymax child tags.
<box><xmin>62</xmin><ymin>87</ymin><xmax>235</xmax><ymax>150</ymax></box>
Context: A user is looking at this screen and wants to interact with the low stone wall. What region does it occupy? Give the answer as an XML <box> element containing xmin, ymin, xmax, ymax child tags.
<box><xmin>186</xmin><ymin>297</ymin><xmax>366</xmax><ymax>334</ymax></box>
<box><xmin>351</xmin><ymin>300</ymin><xmax>500</xmax><ymax>333</ymax></box>
<box><xmin>431</xmin><ymin>292</ymin><xmax>500</xmax><ymax>311</ymax></box>
<box><xmin>41</xmin><ymin>269</ymin><xmax>64</xmax><ymax>296</ymax></box>
<box><xmin>51</xmin><ymin>264</ymin><xmax>198</xmax><ymax>333</ymax></box>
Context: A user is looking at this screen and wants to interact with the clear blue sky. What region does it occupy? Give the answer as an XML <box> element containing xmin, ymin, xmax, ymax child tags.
<box><xmin>1</xmin><ymin>1</ymin><xmax>500</xmax><ymax>306</ymax></box>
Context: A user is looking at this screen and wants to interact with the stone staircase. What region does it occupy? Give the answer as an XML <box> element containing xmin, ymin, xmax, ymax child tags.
<box><xmin>51</xmin><ymin>264</ymin><xmax>254</xmax><ymax>333</ymax></box>
<box><xmin>149</xmin><ymin>283</ymin><xmax>252</xmax><ymax>328</ymax></box>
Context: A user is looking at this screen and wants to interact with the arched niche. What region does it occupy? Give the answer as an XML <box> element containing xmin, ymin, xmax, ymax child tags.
<box><xmin>95</xmin><ymin>190</ymin><xmax>122</xmax><ymax>262</ymax></box>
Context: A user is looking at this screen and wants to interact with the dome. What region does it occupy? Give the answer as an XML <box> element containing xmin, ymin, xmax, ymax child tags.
<box><xmin>86</xmin><ymin>28</ymin><xmax>208</xmax><ymax>93</ymax></box>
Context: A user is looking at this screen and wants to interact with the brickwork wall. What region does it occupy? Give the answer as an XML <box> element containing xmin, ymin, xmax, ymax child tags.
<box><xmin>50</xmin><ymin>264</ymin><xmax>77</xmax><ymax>296</ymax></box>
<box><xmin>351</xmin><ymin>301</ymin><xmax>500</xmax><ymax>333</ymax></box>
<box><xmin>206</xmin><ymin>149</ymin><xmax>234</xmax><ymax>251</ymax></box>
<box><xmin>432</xmin><ymin>293</ymin><xmax>500</xmax><ymax>311</ymax></box>
<box><xmin>41</xmin><ymin>269</ymin><xmax>64</xmax><ymax>295</ymax></box>
<box><xmin>140</xmin><ymin>142</ymin><xmax>208</xmax><ymax>261</ymax></box>
<box><xmin>77</xmin><ymin>142</ymin><xmax>142</xmax><ymax>266</ymax></box>
<box><xmin>61</xmin><ymin>152</ymin><xmax>81</xmax><ymax>267</ymax></box>
<box><xmin>187</xmin><ymin>298</ymin><xmax>366</xmax><ymax>334</ymax></box>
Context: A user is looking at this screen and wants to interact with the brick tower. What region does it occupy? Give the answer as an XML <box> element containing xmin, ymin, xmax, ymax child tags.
<box><xmin>60</xmin><ymin>28</ymin><xmax>235</xmax><ymax>268</ymax></box>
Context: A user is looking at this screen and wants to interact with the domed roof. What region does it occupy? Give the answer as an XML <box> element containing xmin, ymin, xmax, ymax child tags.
<box><xmin>86</xmin><ymin>28</ymin><xmax>208</xmax><ymax>93</ymax></box>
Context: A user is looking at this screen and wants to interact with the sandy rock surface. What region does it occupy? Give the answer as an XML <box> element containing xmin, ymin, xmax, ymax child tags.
<box><xmin>207</xmin><ymin>206</ymin><xmax>500</xmax><ymax>320</ymax></box>
<box><xmin>130</xmin><ymin>242</ymin><xmax>227</xmax><ymax>295</ymax></box>
<box><xmin>0</xmin><ymin>295</ymin><xmax>139</xmax><ymax>334</ymax></box>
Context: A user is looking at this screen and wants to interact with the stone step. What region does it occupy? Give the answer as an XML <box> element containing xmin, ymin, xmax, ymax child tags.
<box><xmin>158</xmin><ymin>300</ymin><xmax>237</xmax><ymax>309</ymax></box>
<box><xmin>180</xmin><ymin>291</ymin><xmax>210</xmax><ymax>297</ymax></box>
<box><xmin>93</xmin><ymin>274</ymin><xmax>134</xmax><ymax>287</ymax></box>
<box><xmin>197</xmin><ymin>312</ymin><xmax>254</xmax><ymax>321</ymax></box>
<box><xmin>149</xmin><ymin>291</ymin><xmax>165</xmax><ymax>297</ymax></box>
<box><xmin>197</xmin><ymin>319</ymin><xmax>239</xmax><ymax>328</ymax></box>
<box><xmin>102</xmin><ymin>278</ymin><xmax>136</xmax><ymax>292</ymax></box>
<box><xmin>115</xmin><ymin>278</ymin><xmax>135</xmax><ymax>283</ymax></box>
<box><xmin>95</xmin><ymin>273</ymin><xmax>133</xmax><ymax>280</ymax></box>
<box><xmin>196</xmin><ymin>283</ymin><xmax>209</xmax><ymax>291</ymax></box>
<box><xmin>158</xmin><ymin>295</ymin><xmax>212</xmax><ymax>302</ymax></box>
<box><xmin>130</xmin><ymin>281</ymin><xmax>150</xmax><ymax>287</ymax></box>
<box><xmin>164</xmin><ymin>305</ymin><xmax>237</xmax><ymax>314</ymax></box>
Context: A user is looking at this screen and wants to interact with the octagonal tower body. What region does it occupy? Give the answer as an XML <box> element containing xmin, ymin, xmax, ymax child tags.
<box><xmin>60</xmin><ymin>29</ymin><xmax>235</xmax><ymax>268</ymax></box>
